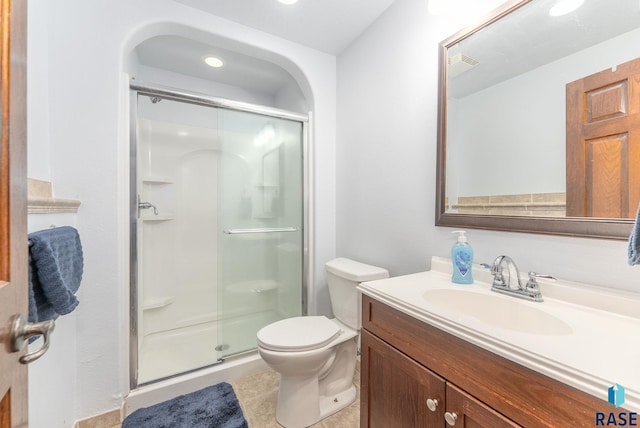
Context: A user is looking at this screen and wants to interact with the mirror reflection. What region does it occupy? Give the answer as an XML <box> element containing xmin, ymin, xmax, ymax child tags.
<box><xmin>443</xmin><ymin>0</ymin><xmax>640</xmax><ymax>220</ymax></box>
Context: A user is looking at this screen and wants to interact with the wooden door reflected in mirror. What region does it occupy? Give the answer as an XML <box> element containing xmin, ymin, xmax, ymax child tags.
<box><xmin>566</xmin><ymin>56</ymin><xmax>640</xmax><ymax>219</ymax></box>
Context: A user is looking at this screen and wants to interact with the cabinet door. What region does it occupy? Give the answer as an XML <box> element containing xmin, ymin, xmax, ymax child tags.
<box><xmin>445</xmin><ymin>383</ymin><xmax>521</xmax><ymax>428</ymax></box>
<box><xmin>361</xmin><ymin>330</ymin><xmax>446</xmax><ymax>428</ymax></box>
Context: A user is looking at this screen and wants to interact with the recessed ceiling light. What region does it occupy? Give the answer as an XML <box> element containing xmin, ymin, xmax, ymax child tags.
<box><xmin>549</xmin><ymin>0</ymin><xmax>584</xmax><ymax>16</ymax></box>
<box><xmin>203</xmin><ymin>56</ymin><xmax>224</xmax><ymax>68</ymax></box>
<box><xmin>277</xmin><ymin>0</ymin><xmax>298</xmax><ymax>4</ymax></box>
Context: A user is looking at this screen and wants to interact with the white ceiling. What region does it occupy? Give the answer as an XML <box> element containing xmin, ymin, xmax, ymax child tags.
<box><xmin>136</xmin><ymin>0</ymin><xmax>397</xmax><ymax>96</ymax></box>
<box><xmin>172</xmin><ymin>0</ymin><xmax>396</xmax><ymax>55</ymax></box>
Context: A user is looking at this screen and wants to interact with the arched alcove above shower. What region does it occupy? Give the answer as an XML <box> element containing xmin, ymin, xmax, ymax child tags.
<box><xmin>127</xmin><ymin>33</ymin><xmax>310</xmax><ymax>114</ymax></box>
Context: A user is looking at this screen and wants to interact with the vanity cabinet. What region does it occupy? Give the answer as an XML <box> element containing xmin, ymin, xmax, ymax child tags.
<box><xmin>360</xmin><ymin>295</ymin><xmax>620</xmax><ymax>428</ymax></box>
<box><xmin>361</xmin><ymin>330</ymin><xmax>518</xmax><ymax>428</ymax></box>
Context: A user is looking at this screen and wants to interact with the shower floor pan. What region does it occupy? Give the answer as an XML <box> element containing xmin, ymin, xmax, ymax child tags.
<box><xmin>138</xmin><ymin>310</ymin><xmax>280</xmax><ymax>384</ymax></box>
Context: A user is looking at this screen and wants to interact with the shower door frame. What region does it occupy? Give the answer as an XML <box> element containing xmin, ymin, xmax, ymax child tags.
<box><xmin>128</xmin><ymin>81</ymin><xmax>313</xmax><ymax>388</ymax></box>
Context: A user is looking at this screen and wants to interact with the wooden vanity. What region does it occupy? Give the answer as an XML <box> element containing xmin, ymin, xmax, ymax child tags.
<box><xmin>360</xmin><ymin>294</ymin><xmax>628</xmax><ymax>427</ymax></box>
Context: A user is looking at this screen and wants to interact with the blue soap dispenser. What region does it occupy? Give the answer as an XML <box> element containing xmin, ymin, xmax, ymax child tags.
<box><xmin>451</xmin><ymin>230</ymin><xmax>473</xmax><ymax>284</ymax></box>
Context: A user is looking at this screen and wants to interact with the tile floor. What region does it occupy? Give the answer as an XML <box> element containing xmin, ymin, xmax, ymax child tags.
<box><xmin>112</xmin><ymin>364</ymin><xmax>360</xmax><ymax>428</ymax></box>
<box><xmin>231</xmin><ymin>365</ymin><xmax>361</xmax><ymax>428</ymax></box>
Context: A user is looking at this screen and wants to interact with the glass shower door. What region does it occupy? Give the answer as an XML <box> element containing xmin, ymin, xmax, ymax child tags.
<box><xmin>132</xmin><ymin>87</ymin><xmax>307</xmax><ymax>386</ymax></box>
<box><xmin>217</xmin><ymin>108</ymin><xmax>304</xmax><ymax>359</ymax></box>
<box><xmin>135</xmin><ymin>95</ymin><xmax>222</xmax><ymax>384</ymax></box>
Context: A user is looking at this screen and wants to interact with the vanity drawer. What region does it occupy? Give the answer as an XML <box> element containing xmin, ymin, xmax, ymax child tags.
<box><xmin>361</xmin><ymin>295</ymin><xmax>622</xmax><ymax>427</ymax></box>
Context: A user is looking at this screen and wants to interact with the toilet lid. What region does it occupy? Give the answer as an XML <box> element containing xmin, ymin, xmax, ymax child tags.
<box><xmin>257</xmin><ymin>316</ymin><xmax>341</xmax><ymax>352</ymax></box>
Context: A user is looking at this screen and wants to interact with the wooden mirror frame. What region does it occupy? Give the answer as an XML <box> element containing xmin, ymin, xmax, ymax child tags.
<box><xmin>435</xmin><ymin>0</ymin><xmax>634</xmax><ymax>240</ymax></box>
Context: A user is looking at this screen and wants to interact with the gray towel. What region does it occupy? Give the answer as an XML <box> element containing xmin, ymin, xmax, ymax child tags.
<box><xmin>28</xmin><ymin>226</ymin><xmax>83</xmax><ymax>323</ymax></box>
<box><xmin>629</xmin><ymin>204</ymin><xmax>640</xmax><ymax>265</ymax></box>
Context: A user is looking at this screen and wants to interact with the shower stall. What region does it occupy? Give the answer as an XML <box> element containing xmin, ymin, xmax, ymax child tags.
<box><xmin>129</xmin><ymin>83</ymin><xmax>309</xmax><ymax>386</ymax></box>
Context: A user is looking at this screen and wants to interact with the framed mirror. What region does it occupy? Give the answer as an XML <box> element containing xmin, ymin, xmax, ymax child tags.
<box><xmin>435</xmin><ymin>0</ymin><xmax>640</xmax><ymax>239</ymax></box>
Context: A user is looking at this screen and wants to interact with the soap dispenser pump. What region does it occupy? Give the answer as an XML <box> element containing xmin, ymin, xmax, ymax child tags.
<box><xmin>451</xmin><ymin>230</ymin><xmax>474</xmax><ymax>284</ymax></box>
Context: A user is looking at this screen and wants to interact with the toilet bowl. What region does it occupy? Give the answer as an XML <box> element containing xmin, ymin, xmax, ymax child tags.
<box><xmin>256</xmin><ymin>258</ymin><xmax>389</xmax><ymax>428</ymax></box>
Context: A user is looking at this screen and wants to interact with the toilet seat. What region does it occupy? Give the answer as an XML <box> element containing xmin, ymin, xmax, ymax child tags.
<box><xmin>257</xmin><ymin>316</ymin><xmax>342</xmax><ymax>352</ymax></box>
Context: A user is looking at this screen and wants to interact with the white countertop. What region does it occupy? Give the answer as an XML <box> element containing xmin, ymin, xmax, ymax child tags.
<box><xmin>358</xmin><ymin>257</ymin><xmax>640</xmax><ymax>411</ymax></box>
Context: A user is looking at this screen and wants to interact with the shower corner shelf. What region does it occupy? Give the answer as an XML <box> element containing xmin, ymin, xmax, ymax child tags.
<box><xmin>143</xmin><ymin>296</ymin><xmax>176</xmax><ymax>310</ymax></box>
<box><xmin>142</xmin><ymin>176</ymin><xmax>173</xmax><ymax>184</ymax></box>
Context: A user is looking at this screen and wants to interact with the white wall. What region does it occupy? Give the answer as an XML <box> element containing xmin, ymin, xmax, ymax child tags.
<box><xmin>27</xmin><ymin>0</ymin><xmax>336</xmax><ymax>423</ymax></box>
<box><xmin>26</xmin><ymin>0</ymin><xmax>51</xmax><ymax>180</ymax></box>
<box><xmin>337</xmin><ymin>0</ymin><xmax>639</xmax><ymax>289</ymax></box>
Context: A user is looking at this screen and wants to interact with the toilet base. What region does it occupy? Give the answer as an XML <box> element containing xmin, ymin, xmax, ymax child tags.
<box><xmin>275</xmin><ymin>381</ymin><xmax>356</xmax><ymax>428</ymax></box>
<box><xmin>319</xmin><ymin>383</ymin><xmax>356</xmax><ymax>420</ymax></box>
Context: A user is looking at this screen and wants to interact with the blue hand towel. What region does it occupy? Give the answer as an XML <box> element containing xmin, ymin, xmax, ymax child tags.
<box><xmin>28</xmin><ymin>226</ymin><xmax>84</xmax><ymax>323</ymax></box>
<box><xmin>629</xmin><ymin>204</ymin><xmax>640</xmax><ymax>265</ymax></box>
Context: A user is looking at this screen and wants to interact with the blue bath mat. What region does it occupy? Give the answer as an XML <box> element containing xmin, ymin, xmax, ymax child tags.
<box><xmin>123</xmin><ymin>382</ymin><xmax>248</xmax><ymax>428</ymax></box>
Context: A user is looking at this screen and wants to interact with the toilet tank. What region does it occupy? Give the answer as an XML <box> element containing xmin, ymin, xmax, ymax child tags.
<box><xmin>325</xmin><ymin>258</ymin><xmax>389</xmax><ymax>330</ymax></box>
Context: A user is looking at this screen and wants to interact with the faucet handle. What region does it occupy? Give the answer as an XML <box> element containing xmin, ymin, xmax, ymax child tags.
<box><xmin>526</xmin><ymin>272</ymin><xmax>555</xmax><ymax>291</ymax></box>
<box><xmin>488</xmin><ymin>257</ymin><xmax>508</xmax><ymax>287</ymax></box>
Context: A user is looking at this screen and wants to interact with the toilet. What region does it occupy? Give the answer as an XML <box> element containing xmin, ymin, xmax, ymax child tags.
<box><xmin>256</xmin><ymin>258</ymin><xmax>389</xmax><ymax>428</ymax></box>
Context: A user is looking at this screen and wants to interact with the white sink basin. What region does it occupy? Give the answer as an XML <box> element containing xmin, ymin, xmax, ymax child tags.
<box><xmin>422</xmin><ymin>289</ymin><xmax>573</xmax><ymax>336</ymax></box>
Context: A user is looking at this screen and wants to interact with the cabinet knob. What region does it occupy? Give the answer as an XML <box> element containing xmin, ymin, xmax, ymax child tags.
<box><xmin>426</xmin><ymin>398</ymin><xmax>439</xmax><ymax>412</ymax></box>
<box><xmin>444</xmin><ymin>411</ymin><xmax>458</xmax><ymax>426</ymax></box>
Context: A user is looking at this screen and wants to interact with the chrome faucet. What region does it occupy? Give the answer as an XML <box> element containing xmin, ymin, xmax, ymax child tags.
<box><xmin>137</xmin><ymin>195</ymin><xmax>159</xmax><ymax>216</ymax></box>
<box><xmin>489</xmin><ymin>255</ymin><xmax>553</xmax><ymax>302</ymax></box>
<box><xmin>138</xmin><ymin>201</ymin><xmax>159</xmax><ymax>215</ymax></box>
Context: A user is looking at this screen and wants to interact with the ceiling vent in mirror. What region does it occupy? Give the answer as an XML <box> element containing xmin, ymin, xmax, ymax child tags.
<box><xmin>448</xmin><ymin>53</ymin><xmax>479</xmax><ymax>77</ymax></box>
